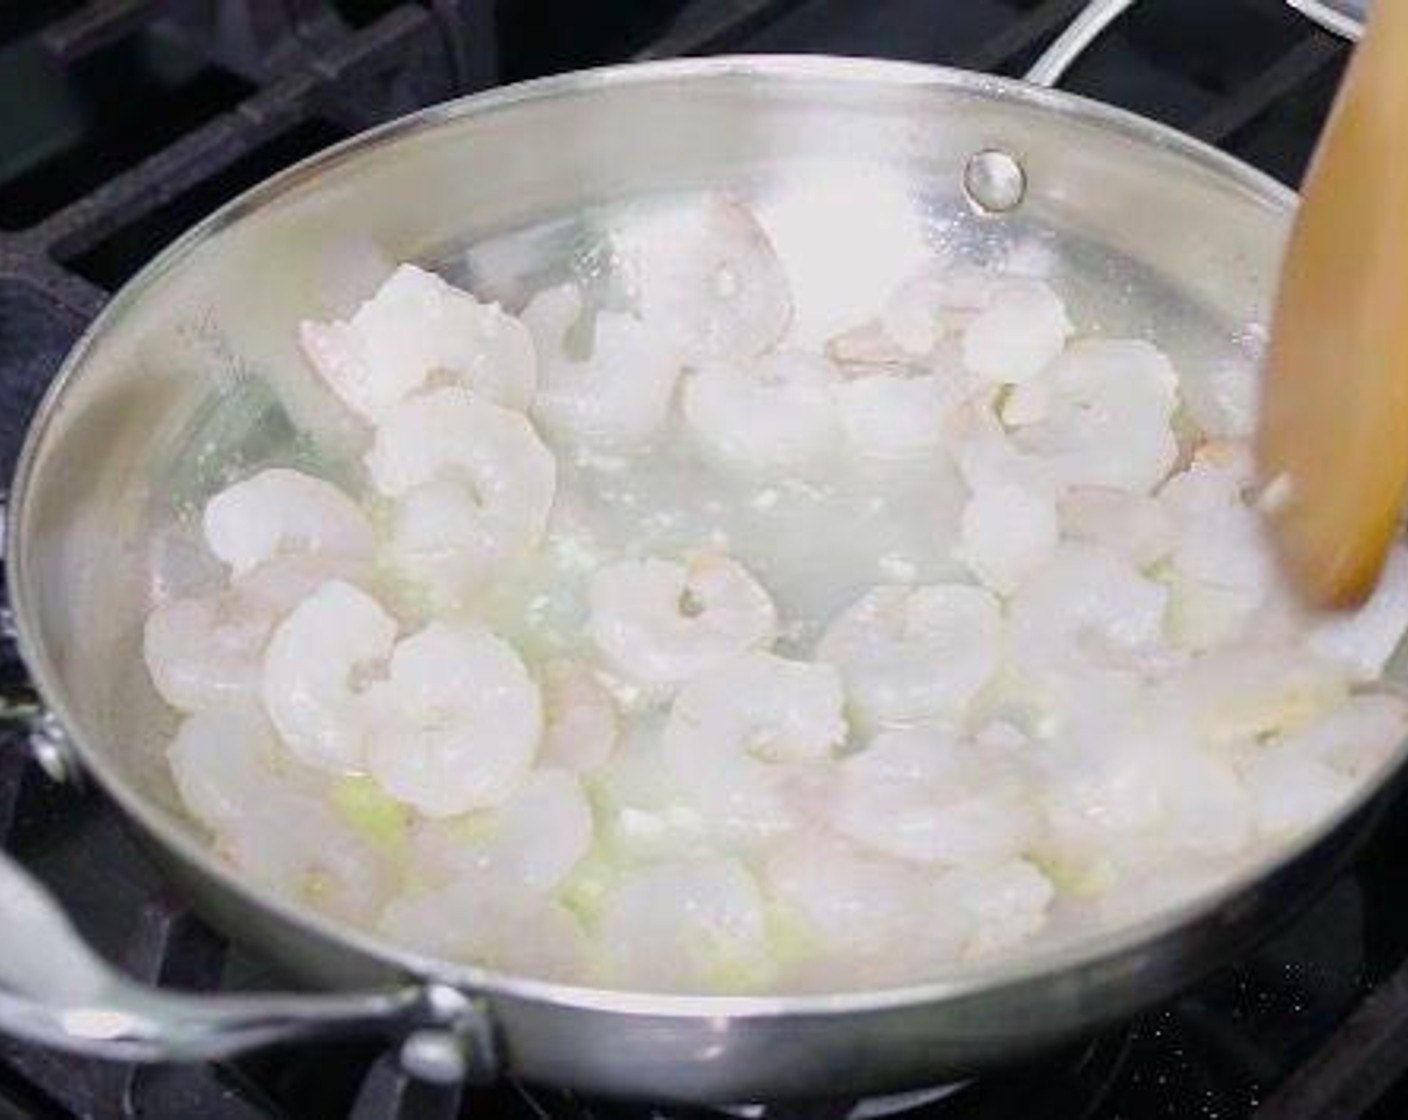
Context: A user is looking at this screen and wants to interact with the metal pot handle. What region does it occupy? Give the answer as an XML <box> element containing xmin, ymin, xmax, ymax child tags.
<box><xmin>0</xmin><ymin>848</ymin><xmax>494</xmax><ymax>1081</ymax></box>
<box><xmin>1024</xmin><ymin>0</ymin><xmax>1137</xmax><ymax>88</ymax></box>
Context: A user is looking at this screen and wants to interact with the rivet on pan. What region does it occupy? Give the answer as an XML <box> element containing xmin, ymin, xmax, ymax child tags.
<box><xmin>963</xmin><ymin>149</ymin><xmax>1027</xmax><ymax>214</ymax></box>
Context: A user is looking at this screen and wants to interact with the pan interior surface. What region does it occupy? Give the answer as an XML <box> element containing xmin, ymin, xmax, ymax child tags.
<box><xmin>18</xmin><ymin>58</ymin><xmax>1378</xmax><ymax>1016</ymax></box>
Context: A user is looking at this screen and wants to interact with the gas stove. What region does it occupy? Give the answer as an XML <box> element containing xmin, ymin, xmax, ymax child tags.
<box><xmin>0</xmin><ymin>2</ymin><xmax>1401</xmax><ymax>1118</ymax></box>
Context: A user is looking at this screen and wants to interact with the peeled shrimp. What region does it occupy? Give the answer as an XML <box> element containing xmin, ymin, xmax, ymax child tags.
<box><xmin>539</xmin><ymin>660</ymin><xmax>619</xmax><ymax>772</ymax></box>
<box><xmin>1059</xmin><ymin>487</ymin><xmax>1175</xmax><ymax>570</ymax></box>
<box><xmin>829</xmin><ymin>726</ymin><xmax>1038</xmax><ymax>867</ymax></box>
<box><xmin>1008</xmin><ymin>542</ymin><xmax>1167</xmax><ymax>677</ymax></box>
<box><xmin>202</xmin><ymin>468</ymin><xmax>373</xmax><ymax>578</ymax></box>
<box><xmin>1011</xmin><ymin>339</ymin><xmax>1179</xmax><ymax>494</ymax></box>
<box><xmin>410</xmin><ymin>769</ymin><xmax>592</xmax><ymax>892</ymax></box>
<box><xmin>956</xmin><ymin>480</ymin><xmax>1060</xmax><ymax>594</ymax></box>
<box><xmin>261</xmin><ymin>579</ymin><xmax>398</xmax><ymax>773</ymax></box>
<box><xmin>167</xmin><ymin>705</ymin><xmax>283</xmax><ymax>830</ymax></box>
<box><xmin>588</xmin><ymin>554</ymin><xmax>777</xmax><ymax>686</ymax></box>
<box><xmin>662</xmin><ymin>651</ymin><xmax>846</xmax><ymax>840</ymax></box>
<box><xmin>928</xmin><ymin>859</ymin><xmax>1054</xmax><ymax>959</ymax></box>
<box><xmin>523</xmin><ymin>283</ymin><xmax>681</xmax><ymax>451</ymax></box>
<box><xmin>617</xmin><ymin>195</ymin><xmax>792</xmax><ymax>364</ymax></box>
<box><xmin>817</xmin><ymin>583</ymin><xmax>1003</xmax><ymax>728</ymax></box>
<box><xmin>145</xmin><ymin>555</ymin><xmax>331</xmax><ymax>712</ymax></box>
<box><xmin>682</xmin><ymin>350</ymin><xmax>840</xmax><ymax>471</ymax></box>
<box><xmin>217</xmin><ymin>791</ymin><xmax>392</xmax><ymax>924</ymax></box>
<box><xmin>597</xmin><ymin>856</ymin><xmax>772</xmax><ymax>992</ymax></box>
<box><xmin>299</xmin><ymin>263</ymin><xmax>536</xmax><ymax>420</ymax></box>
<box><xmin>379</xmin><ymin>873</ymin><xmax>587</xmax><ymax>980</ymax></box>
<box><xmin>365</xmin><ymin>621</ymin><xmax>542</xmax><ymax>816</ymax></box>
<box><xmin>366</xmin><ymin>387</ymin><xmax>555</xmax><ymax>603</ymax></box>
<box><xmin>835</xmin><ymin>373</ymin><xmax>960</xmax><ymax>461</ymax></box>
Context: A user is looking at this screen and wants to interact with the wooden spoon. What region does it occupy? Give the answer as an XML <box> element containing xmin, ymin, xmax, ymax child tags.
<box><xmin>1255</xmin><ymin>1</ymin><xmax>1408</xmax><ymax>609</ymax></box>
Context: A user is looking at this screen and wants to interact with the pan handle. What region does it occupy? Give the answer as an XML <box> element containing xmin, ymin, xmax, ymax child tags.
<box><xmin>1023</xmin><ymin>0</ymin><xmax>1138</xmax><ymax>88</ymax></box>
<box><xmin>0</xmin><ymin>849</ymin><xmax>495</xmax><ymax>1082</ymax></box>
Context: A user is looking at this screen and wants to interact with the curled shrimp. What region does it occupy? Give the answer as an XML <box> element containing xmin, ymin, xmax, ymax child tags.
<box><xmin>202</xmin><ymin>468</ymin><xmax>373</xmax><ymax>578</ymax></box>
<box><xmin>835</xmin><ymin>373</ymin><xmax>962</xmax><ymax>461</ymax></box>
<box><xmin>588</xmin><ymin>554</ymin><xmax>778</xmax><ymax>686</ymax></box>
<box><xmin>261</xmin><ymin>579</ymin><xmax>398</xmax><ymax>774</ymax></box>
<box><xmin>366</xmin><ymin>387</ymin><xmax>556</xmax><ymax>605</ymax></box>
<box><xmin>661</xmin><ymin>650</ymin><xmax>846</xmax><ymax>841</ymax></box>
<box><xmin>616</xmin><ymin>194</ymin><xmax>792</xmax><ymax>364</ymax></box>
<box><xmin>365</xmin><ymin>621</ymin><xmax>542</xmax><ymax>816</ymax></box>
<box><xmin>1010</xmin><ymin>339</ymin><xmax>1179</xmax><ymax>494</ymax></box>
<box><xmin>144</xmin><ymin>554</ymin><xmax>332</xmax><ymax>712</ymax></box>
<box><xmin>828</xmin><ymin>726</ymin><xmax>1038</xmax><ymax>867</ymax></box>
<box><xmin>817</xmin><ymin>583</ymin><xmax>1003</xmax><ymax>728</ymax></box>
<box><xmin>522</xmin><ymin>283</ymin><xmax>681</xmax><ymax>451</ymax></box>
<box><xmin>956</xmin><ymin>480</ymin><xmax>1060</xmax><ymax>595</ymax></box>
<box><xmin>299</xmin><ymin>263</ymin><xmax>536</xmax><ymax>420</ymax></box>
<box><xmin>682</xmin><ymin>350</ymin><xmax>840</xmax><ymax>472</ymax></box>
<box><xmin>596</xmin><ymin>856</ymin><xmax>773</xmax><ymax>992</ymax></box>
<box><xmin>167</xmin><ymin>704</ymin><xmax>284</xmax><ymax>831</ymax></box>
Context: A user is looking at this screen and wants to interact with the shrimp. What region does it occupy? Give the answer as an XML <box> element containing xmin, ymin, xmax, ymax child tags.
<box><xmin>928</xmin><ymin>859</ymin><xmax>1054</xmax><ymax>959</ymax></box>
<box><xmin>409</xmin><ymin>769</ymin><xmax>593</xmax><ymax>892</ymax></box>
<box><xmin>217</xmin><ymin>791</ymin><xmax>393</xmax><ymax>923</ymax></box>
<box><xmin>1060</xmin><ymin>487</ymin><xmax>1175</xmax><ymax>570</ymax></box>
<box><xmin>298</xmin><ymin>263</ymin><xmax>536</xmax><ymax>420</ymax></box>
<box><xmin>588</xmin><ymin>554</ymin><xmax>777</xmax><ymax>686</ymax></box>
<box><xmin>144</xmin><ymin>554</ymin><xmax>332</xmax><ymax>712</ymax></box>
<box><xmin>539</xmin><ymin>660</ymin><xmax>619</xmax><ymax>773</ymax></box>
<box><xmin>365</xmin><ymin>621</ymin><xmax>542</xmax><ymax>816</ymax></box>
<box><xmin>879</xmin><ymin>269</ymin><xmax>1070</xmax><ymax>383</ymax></box>
<box><xmin>616</xmin><ymin>194</ymin><xmax>792</xmax><ymax>364</ymax></box>
<box><xmin>1008</xmin><ymin>542</ymin><xmax>1167</xmax><ymax>677</ymax></box>
<box><xmin>817</xmin><ymin>583</ymin><xmax>1003</xmax><ymax>728</ymax></box>
<box><xmin>202</xmin><ymin>468</ymin><xmax>373</xmax><ymax>578</ymax></box>
<box><xmin>167</xmin><ymin>705</ymin><xmax>283</xmax><ymax>830</ymax></box>
<box><xmin>956</xmin><ymin>480</ymin><xmax>1060</xmax><ymax>594</ymax></box>
<box><xmin>661</xmin><ymin>651</ymin><xmax>846</xmax><ymax>841</ymax></box>
<box><xmin>379</xmin><ymin>873</ymin><xmax>588</xmax><ymax>980</ymax></box>
<box><xmin>596</xmin><ymin>857</ymin><xmax>772</xmax><ymax>992</ymax></box>
<box><xmin>522</xmin><ymin>283</ymin><xmax>681</xmax><ymax>451</ymax></box>
<box><xmin>261</xmin><ymin>579</ymin><xmax>398</xmax><ymax>773</ymax></box>
<box><xmin>829</xmin><ymin>727</ymin><xmax>1038</xmax><ymax>867</ymax></box>
<box><xmin>682</xmin><ymin>350</ymin><xmax>840</xmax><ymax>471</ymax></box>
<box><xmin>1011</xmin><ymin>339</ymin><xmax>1179</xmax><ymax>494</ymax></box>
<box><xmin>366</xmin><ymin>387</ymin><xmax>556</xmax><ymax>604</ymax></box>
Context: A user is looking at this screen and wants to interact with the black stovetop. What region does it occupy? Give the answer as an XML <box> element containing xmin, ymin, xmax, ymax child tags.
<box><xmin>0</xmin><ymin>2</ymin><xmax>1403</xmax><ymax>1118</ymax></box>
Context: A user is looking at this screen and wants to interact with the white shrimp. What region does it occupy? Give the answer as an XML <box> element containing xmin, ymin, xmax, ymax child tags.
<box><xmin>298</xmin><ymin>263</ymin><xmax>536</xmax><ymax>420</ymax></box>
<box><xmin>261</xmin><ymin>579</ymin><xmax>398</xmax><ymax>773</ymax></box>
<box><xmin>365</xmin><ymin>621</ymin><xmax>542</xmax><ymax>816</ymax></box>
<box><xmin>167</xmin><ymin>705</ymin><xmax>284</xmax><ymax>830</ymax></box>
<box><xmin>1010</xmin><ymin>339</ymin><xmax>1179</xmax><ymax>494</ymax></box>
<box><xmin>202</xmin><ymin>469</ymin><xmax>373</xmax><ymax>578</ymax></box>
<box><xmin>217</xmin><ymin>792</ymin><xmax>393</xmax><ymax>923</ymax></box>
<box><xmin>366</xmin><ymin>388</ymin><xmax>555</xmax><ymax>603</ymax></box>
<box><xmin>829</xmin><ymin>727</ymin><xmax>1038</xmax><ymax>867</ymax></box>
<box><xmin>662</xmin><ymin>651</ymin><xmax>847</xmax><ymax>841</ymax></box>
<box><xmin>145</xmin><ymin>554</ymin><xmax>333</xmax><ymax>712</ymax></box>
<box><xmin>616</xmin><ymin>194</ymin><xmax>792</xmax><ymax>364</ymax></box>
<box><xmin>596</xmin><ymin>857</ymin><xmax>773</xmax><ymax>992</ymax></box>
<box><xmin>928</xmin><ymin>859</ymin><xmax>1054</xmax><ymax>959</ymax></box>
<box><xmin>1059</xmin><ymin>487</ymin><xmax>1175</xmax><ymax>570</ymax></box>
<box><xmin>1008</xmin><ymin>542</ymin><xmax>1167</xmax><ymax>677</ymax></box>
<box><xmin>539</xmin><ymin>660</ymin><xmax>619</xmax><ymax>773</ymax></box>
<box><xmin>522</xmin><ymin>283</ymin><xmax>682</xmax><ymax>451</ymax></box>
<box><xmin>835</xmin><ymin>373</ymin><xmax>959</xmax><ymax>460</ymax></box>
<box><xmin>956</xmin><ymin>481</ymin><xmax>1060</xmax><ymax>594</ymax></box>
<box><xmin>817</xmin><ymin>583</ymin><xmax>1003</xmax><ymax>728</ymax></box>
<box><xmin>682</xmin><ymin>350</ymin><xmax>840</xmax><ymax>471</ymax></box>
<box><xmin>379</xmin><ymin>874</ymin><xmax>588</xmax><ymax>980</ymax></box>
<box><xmin>879</xmin><ymin>269</ymin><xmax>1070</xmax><ymax>383</ymax></box>
<box><xmin>410</xmin><ymin>769</ymin><xmax>593</xmax><ymax>892</ymax></box>
<box><xmin>588</xmin><ymin>554</ymin><xmax>778</xmax><ymax>686</ymax></box>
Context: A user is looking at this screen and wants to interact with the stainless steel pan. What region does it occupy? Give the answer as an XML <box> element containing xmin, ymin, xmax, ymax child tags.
<box><xmin>0</xmin><ymin>3</ymin><xmax>1394</xmax><ymax>1104</ymax></box>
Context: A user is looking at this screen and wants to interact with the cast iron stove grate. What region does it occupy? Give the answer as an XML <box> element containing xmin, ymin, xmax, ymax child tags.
<box><xmin>0</xmin><ymin>2</ymin><xmax>1401</xmax><ymax>1118</ymax></box>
